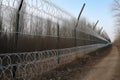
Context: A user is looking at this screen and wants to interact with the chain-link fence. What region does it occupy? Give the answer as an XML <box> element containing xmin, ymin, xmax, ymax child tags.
<box><xmin>0</xmin><ymin>0</ymin><xmax>110</xmax><ymax>53</ymax></box>
<box><xmin>0</xmin><ymin>0</ymin><xmax>111</xmax><ymax>80</ymax></box>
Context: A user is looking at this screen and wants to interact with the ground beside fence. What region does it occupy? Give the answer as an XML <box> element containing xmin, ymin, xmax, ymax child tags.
<box><xmin>33</xmin><ymin>45</ymin><xmax>118</xmax><ymax>80</ymax></box>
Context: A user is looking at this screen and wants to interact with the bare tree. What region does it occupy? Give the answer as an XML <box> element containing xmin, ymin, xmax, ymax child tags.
<box><xmin>112</xmin><ymin>0</ymin><xmax>120</xmax><ymax>47</ymax></box>
<box><xmin>46</xmin><ymin>19</ymin><xmax>52</xmax><ymax>35</ymax></box>
<box><xmin>112</xmin><ymin>0</ymin><xmax>120</xmax><ymax>36</ymax></box>
<box><xmin>35</xmin><ymin>17</ymin><xmax>43</xmax><ymax>35</ymax></box>
<box><xmin>0</xmin><ymin>0</ymin><xmax>2</xmax><ymax>31</ymax></box>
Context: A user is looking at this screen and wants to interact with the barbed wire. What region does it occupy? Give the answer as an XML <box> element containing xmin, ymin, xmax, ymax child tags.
<box><xmin>0</xmin><ymin>0</ymin><xmax>110</xmax><ymax>40</ymax></box>
<box><xmin>0</xmin><ymin>0</ymin><xmax>75</xmax><ymax>22</ymax></box>
<box><xmin>0</xmin><ymin>1</ymin><xmax>110</xmax><ymax>79</ymax></box>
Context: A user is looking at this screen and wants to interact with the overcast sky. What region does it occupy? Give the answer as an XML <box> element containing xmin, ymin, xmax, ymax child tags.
<box><xmin>52</xmin><ymin>0</ymin><xmax>115</xmax><ymax>41</ymax></box>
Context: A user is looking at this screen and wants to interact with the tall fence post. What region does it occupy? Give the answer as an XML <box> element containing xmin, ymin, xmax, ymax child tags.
<box><xmin>98</xmin><ymin>27</ymin><xmax>103</xmax><ymax>35</ymax></box>
<box><xmin>57</xmin><ymin>22</ymin><xmax>60</xmax><ymax>64</ymax></box>
<box><xmin>15</xmin><ymin>0</ymin><xmax>24</xmax><ymax>52</ymax></box>
<box><xmin>74</xmin><ymin>3</ymin><xmax>85</xmax><ymax>46</ymax></box>
<box><xmin>13</xmin><ymin>0</ymin><xmax>24</xmax><ymax>80</ymax></box>
<box><xmin>93</xmin><ymin>20</ymin><xmax>99</xmax><ymax>44</ymax></box>
<box><xmin>93</xmin><ymin>20</ymin><xmax>99</xmax><ymax>30</ymax></box>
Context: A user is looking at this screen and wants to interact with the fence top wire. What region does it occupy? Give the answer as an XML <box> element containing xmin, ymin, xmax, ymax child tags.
<box><xmin>0</xmin><ymin>0</ymin><xmax>110</xmax><ymax>41</ymax></box>
<box><xmin>0</xmin><ymin>0</ymin><xmax>75</xmax><ymax>21</ymax></box>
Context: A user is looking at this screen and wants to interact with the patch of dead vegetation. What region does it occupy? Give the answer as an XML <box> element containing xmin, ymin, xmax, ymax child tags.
<box><xmin>114</xmin><ymin>37</ymin><xmax>120</xmax><ymax>52</ymax></box>
<box><xmin>32</xmin><ymin>46</ymin><xmax>112</xmax><ymax>80</ymax></box>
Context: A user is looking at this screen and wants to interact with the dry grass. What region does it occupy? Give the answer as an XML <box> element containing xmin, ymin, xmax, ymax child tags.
<box><xmin>33</xmin><ymin>46</ymin><xmax>112</xmax><ymax>80</ymax></box>
<box><xmin>114</xmin><ymin>36</ymin><xmax>120</xmax><ymax>52</ymax></box>
<box><xmin>113</xmin><ymin>35</ymin><xmax>120</xmax><ymax>79</ymax></box>
<box><xmin>113</xmin><ymin>37</ymin><xmax>120</xmax><ymax>80</ymax></box>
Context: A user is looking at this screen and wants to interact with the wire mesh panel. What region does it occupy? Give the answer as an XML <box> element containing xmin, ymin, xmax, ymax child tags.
<box><xmin>0</xmin><ymin>0</ymin><xmax>110</xmax><ymax>53</ymax></box>
<box><xmin>0</xmin><ymin>0</ymin><xmax>111</xmax><ymax>79</ymax></box>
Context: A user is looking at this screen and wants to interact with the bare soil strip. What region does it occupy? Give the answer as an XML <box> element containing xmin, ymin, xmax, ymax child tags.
<box><xmin>113</xmin><ymin>46</ymin><xmax>120</xmax><ymax>80</ymax></box>
<box><xmin>77</xmin><ymin>46</ymin><xmax>120</xmax><ymax>80</ymax></box>
<box><xmin>34</xmin><ymin>46</ymin><xmax>112</xmax><ymax>80</ymax></box>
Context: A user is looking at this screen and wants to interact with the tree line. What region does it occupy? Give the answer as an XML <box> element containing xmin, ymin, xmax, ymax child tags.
<box><xmin>112</xmin><ymin>0</ymin><xmax>120</xmax><ymax>48</ymax></box>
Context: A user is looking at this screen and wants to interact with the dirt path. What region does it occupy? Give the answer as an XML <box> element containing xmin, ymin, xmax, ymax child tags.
<box><xmin>36</xmin><ymin>46</ymin><xmax>120</xmax><ymax>80</ymax></box>
<box><xmin>74</xmin><ymin>46</ymin><xmax>120</xmax><ymax>80</ymax></box>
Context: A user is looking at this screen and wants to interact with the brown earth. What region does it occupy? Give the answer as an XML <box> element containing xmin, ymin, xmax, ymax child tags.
<box><xmin>33</xmin><ymin>45</ymin><xmax>120</xmax><ymax>80</ymax></box>
<box><xmin>74</xmin><ymin>46</ymin><xmax>120</xmax><ymax>80</ymax></box>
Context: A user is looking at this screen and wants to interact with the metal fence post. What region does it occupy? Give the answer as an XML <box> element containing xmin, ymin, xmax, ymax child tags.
<box><xmin>12</xmin><ymin>65</ymin><xmax>17</xmax><ymax>80</ymax></box>
<box><xmin>13</xmin><ymin>0</ymin><xmax>24</xmax><ymax>80</ymax></box>
<box><xmin>74</xmin><ymin>3</ymin><xmax>85</xmax><ymax>47</ymax></box>
<box><xmin>93</xmin><ymin>20</ymin><xmax>99</xmax><ymax>30</ymax></box>
<box><xmin>15</xmin><ymin>0</ymin><xmax>24</xmax><ymax>52</ymax></box>
<box><xmin>93</xmin><ymin>20</ymin><xmax>99</xmax><ymax>44</ymax></box>
<box><xmin>57</xmin><ymin>22</ymin><xmax>60</xmax><ymax>64</ymax></box>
